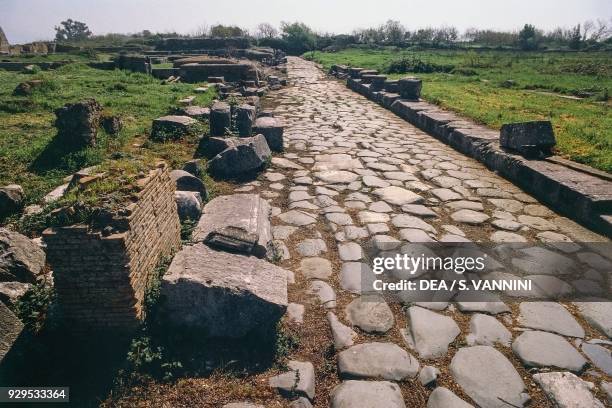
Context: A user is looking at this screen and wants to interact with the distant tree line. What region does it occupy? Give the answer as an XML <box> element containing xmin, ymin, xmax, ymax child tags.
<box><xmin>53</xmin><ymin>17</ymin><xmax>612</xmax><ymax>54</ymax></box>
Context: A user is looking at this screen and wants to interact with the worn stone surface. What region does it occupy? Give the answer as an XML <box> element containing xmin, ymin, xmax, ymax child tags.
<box><xmin>174</xmin><ymin>191</ymin><xmax>202</xmax><ymax>221</ymax></box>
<box><xmin>161</xmin><ymin>243</ymin><xmax>287</xmax><ymax>338</ymax></box>
<box><xmin>0</xmin><ymin>301</ymin><xmax>23</xmax><ymax>366</ymax></box>
<box><xmin>194</xmin><ymin>194</ymin><xmax>272</xmax><ymax>258</ymax></box>
<box><xmin>269</xmin><ymin>360</ymin><xmax>315</xmax><ymax>400</ymax></box>
<box><xmin>338</xmin><ymin>342</ymin><xmax>419</xmax><ymax>381</ymax></box>
<box><xmin>404</xmin><ymin>306</ymin><xmax>460</xmax><ymax>359</ymax></box>
<box><xmin>465</xmin><ymin>313</ymin><xmax>512</xmax><ymax>347</ymax></box>
<box><xmin>55</xmin><ymin>99</ymin><xmax>102</xmax><ymax>146</ymax></box>
<box><xmin>170</xmin><ymin>169</ymin><xmax>208</xmax><ymax>200</ymax></box>
<box><xmin>512</xmin><ymin>331</ymin><xmax>587</xmax><ymax>372</ymax></box>
<box><xmin>151</xmin><ymin>115</ymin><xmax>197</xmax><ymax>141</ymax></box>
<box><xmin>450</xmin><ymin>346</ymin><xmax>529</xmax><ymax>408</ymax></box>
<box><xmin>345</xmin><ymin>295</ymin><xmax>394</xmax><ymax>334</ymax></box>
<box><xmin>254</xmin><ymin>117</ymin><xmax>284</xmax><ymax>152</ymax></box>
<box><xmin>517</xmin><ymin>302</ymin><xmax>584</xmax><ymax>338</ymax></box>
<box><xmin>427</xmin><ymin>387</ymin><xmax>474</xmax><ymax>408</ymax></box>
<box><xmin>533</xmin><ymin>372</ymin><xmax>604</xmax><ymax>408</ymax></box>
<box><xmin>208</xmin><ymin>135</ymin><xmax>271</xmax><ymax>179</ymax></box>
<box><xmin>210</xmin><ymin>101</ymin><xmax>231</xmax><ymax>136</ymax></box>
<box><xmin>330</xmin><ymin>380</ymin><xmax>406</xmax><ymax>408</ymax></box>
<box><xmin>0</xmin><ymin>228</ymin><xmax>46</xmax><ymax>283</ymax></box>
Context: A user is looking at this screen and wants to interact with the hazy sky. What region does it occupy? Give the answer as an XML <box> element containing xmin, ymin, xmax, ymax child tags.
<box><xmin>1</xmin><ymin>0</ymin><xmax>611</xmax><ymax>43</ymax></box>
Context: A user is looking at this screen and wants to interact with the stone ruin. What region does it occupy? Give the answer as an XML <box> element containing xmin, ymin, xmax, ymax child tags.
<box><xmin>42</xmin><ymin>163</ymin><xmax>181</xmax><ymax>332</ymax></box>
<box><xmin>161</xmin><ymin>193</ymin><xmax>288</xmax><ymax>338</ymax></box>
<box><xmin>54</xmin><ymin>99</ymin><xmax>103</xmax><ymax>148</ymax></box>
<box><xmin>0</xmin><ymin>26</ymin><xmax>9</xmax><ymax>54</ymax></box>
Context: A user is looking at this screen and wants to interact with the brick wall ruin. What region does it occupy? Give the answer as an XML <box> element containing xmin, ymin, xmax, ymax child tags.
<box><xmin>43</xmin><ymin>165</ymin><xmax>181</xmax><ymax>332</ymax></box>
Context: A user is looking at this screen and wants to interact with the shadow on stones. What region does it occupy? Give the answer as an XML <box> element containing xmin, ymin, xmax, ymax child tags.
<box><xmin>2</xmin><ymin>305</ymin><xmax>283</xmax><ymax>406</ymax></box>
<box><xmin>29</xmin><ymin>135</ymin><xmax>101</xmax><ymax>176</ymax></box>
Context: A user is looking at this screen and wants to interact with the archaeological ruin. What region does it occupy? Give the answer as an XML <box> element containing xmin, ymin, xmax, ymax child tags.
<box><xmin>0</xmin><ymin>22</ymin><xmax>611</xmax><ymax>408</ymax></box>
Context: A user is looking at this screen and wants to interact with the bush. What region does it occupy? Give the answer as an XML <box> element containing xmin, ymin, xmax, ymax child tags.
<box><xmin>386</xmin><ymin>56</ymin><xmax>454</xmax><ymax>74</ymax></box>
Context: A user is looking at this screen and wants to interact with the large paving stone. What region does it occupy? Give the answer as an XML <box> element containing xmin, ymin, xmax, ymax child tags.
<box><xmin>573</xmin><ymin>301</ymin><xmax>612</xmax><ymax>338</ymax></box>
<box><xmin>345</xmin><ymin>295</ymin><xmax>394</xmax><ymax>334</ymax></box>
<box><xmin>517</xmin><ymin>302</ymin><xmax>584</xmax><ymax>338</ymax></box>
<box><xmin>465</xmin><ymin>313</ymin><xmax>511</xmax><ymax>347</ymax></box>
<box><xmin>451</xmin><ymin>209</ymin><xmax>489</xmax><ymax>225</ymax></box>
<box><xmin>512</xmin><ymin>331</ymin><xmax>587</xmax><ymax>372</ymax></box>
<box><xmin>296</xmin><ymin>239</ymin><xmax>327</xmax><ymax>257</ymax></box>
<box><xmin>161</xmin><ymin>243</ymin><xmax>287</xmax><ymax>338</ymax></box>
<box><xmin>308</xmin><ymin>280</ymin><xmax>336</xmax><ymax>308</ymax></box>
<box><xmin>330</xmin><ymin>380</ymin><xmax>406</xmax><ymax>408</ymax></box>
<box><xmin>337</xmin><ymin>342</ymin><xmax>419</xmax><ymax>381</ymax></box>
<box><xmin>404</xmin><ymin>306</ymin><xmax>460</xmax><ymax>359</ymax></box>
<box><xmin>314</xmin><ymin>170</ymin><xmax>359</xmax><ymax>184</ymax></box>
<box><xmin>391</xmin><ymin>214</ymin><xmax>435</xmax><ymax>232</ymax></box>
<box><xmin>194</xmin><ymin>194</ymin><xmax>272</xmax><ymax>258</ymax></box>
<box><xmin>312</xmin><ymin>154</ymin><xmax>363</xmax><ymax>171</ymax></box>
<box><xmin>373</xmin><ymin>186</ymin><xmax>423</xmax><ymax>205</ymax></box>
<box><xmin>427</xmin><ymin>387</ymin><xmax>474</xmax><ymax>408</ymax></box>
<box><xmin>278</xmin><ymin>210</ymin><xmax>316</xmax><ymax>226</ymax></box>
<box><xmin>581</xmin><ymin>343</ymin><xmax>612</xmax><ymax>375</ymax></box>
<box><xmin>450</xmin><ymin>346</ymin><xmax>529</xmax><ymax>408</ymax></box>
<box><xmin>300</xmin><ymin>257</ymin><xmax>332</xmax><ymax>280</ymax></box>
<box><xmin>269</xmin><ymin>360</ymin><xmax>315</xmax><ymax>400</ymax></box>
<box><xmin>338</xmin><ymin>242</ymin><xmax>363</xmax><ymax>261</ymax></box>
<box><xmin>533</xmin><ymin>371</ymin><xmax>604</xmax><ymax>408</ymax></box>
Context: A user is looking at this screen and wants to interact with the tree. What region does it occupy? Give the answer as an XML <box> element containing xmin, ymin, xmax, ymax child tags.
<box><xmin>255</xmin><ymin>23</ymin><xmax>278</xmax><ymax>39</ymax></box>
<box><xmin>210</xmin><ymin>24</ymin><xmax>245</xmax><ymax>38</ymax></box>
<box><xmin>54</xmin><ymin>19</ymin><xmax>92</xmax><ymax>42</ymax></box>
<box><xmin>383</xmin><ymin>20</ymin><xmax>406</xmax><ymax>45</ymax></box>
<box><xmin>568</xmin><ymin>24</ymin><xmax>582</xmax><ymax>49</ymax></box>
<box><xmin>518</xmin><ymin>24</ymin><xmax>539</xmax><ymax>50</ymax></box>
<box><xmin>280</xmin><ymin>22</ymin><xmax>316</xmax><ymax>55</ymax></box>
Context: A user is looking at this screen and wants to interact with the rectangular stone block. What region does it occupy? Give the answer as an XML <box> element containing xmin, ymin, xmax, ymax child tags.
<box><xmin>500</xmin><ymin>121</ymin><xmax>556</xmax><ymax>157</ymax></box>
<box><xmin>398</xmin><ymin>77</ymin><xmax>422</xmax><ymax>100</ymax></box>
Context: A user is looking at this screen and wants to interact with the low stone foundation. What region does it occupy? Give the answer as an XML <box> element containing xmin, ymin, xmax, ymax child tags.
<box><xmin>43</xmin><ymin>164</ymin><xmax>181</xmax><ymax>332</ymax></box>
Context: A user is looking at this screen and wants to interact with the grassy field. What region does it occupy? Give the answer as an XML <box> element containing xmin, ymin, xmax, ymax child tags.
<box><xmin>307</xmin><ymin>48</ymin><xmax>612</xmax><ymax>172</ymax></box>
<box><xmin>0</xmin><ymin>58</ymin><xmax>215</xmax><ymax>210</ymax></box>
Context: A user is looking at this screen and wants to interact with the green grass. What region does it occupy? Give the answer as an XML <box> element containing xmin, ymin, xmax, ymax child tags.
<box><xmin>308</xmin><ymin>48</ymin><xmax>612</xmax><ymax>172</ymax></box>
<box><xmin>0</xmin><ymin>56</ymin><xmax>216</xmax><ymax>208</ymax></box>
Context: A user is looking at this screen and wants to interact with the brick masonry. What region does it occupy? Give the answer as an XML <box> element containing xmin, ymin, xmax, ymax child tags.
<box><xmin>43</xmin><ymin>164</ymin><xmax>181</xmax><ymax>332</ymax></box>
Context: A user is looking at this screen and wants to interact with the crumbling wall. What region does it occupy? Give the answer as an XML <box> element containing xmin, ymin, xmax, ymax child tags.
<box><xmin>43</xmin><ymin>165</ymin><xmax>181</xmax><ymax>332</ymax></box>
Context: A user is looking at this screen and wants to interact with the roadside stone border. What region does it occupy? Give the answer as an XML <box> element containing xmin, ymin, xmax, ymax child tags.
<box><xmin>330</xmin><ymin>67</ymin><xmax>612</xmax><ymax>236</ymax></box>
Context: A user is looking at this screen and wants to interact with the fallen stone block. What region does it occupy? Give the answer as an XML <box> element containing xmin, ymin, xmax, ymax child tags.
<box><xmin>54</xmin><ymin>98</ymin><xmax>102</xmax><ymax>147</ymax></box>
<box><xmin>175</xmin><ymin>191</ymin><xmax>203</xmax><ymax>222</ymax></box>
<box><xmin>0</xmin><ymin>281</ymin><xmax>32</xmax><ymax>307</ymax></box>
<box><xmin>208</xmin><ymin>134</ymin><xmax>271</xmax><ymax>179</ymax></box>
<box><xmin>398</xmin><ymin>77</ymin><xmax>422</xmax><ymax>100</ymax></box>
<box><xmin>161</xmin><ymin>243</ymin><xmax>288</xmax><ymax>338</ymax></box>
<box><xmin>254</xmin><ymin>117</ymin><xmax>284</xmax><ymax>152</ymax></box>
<box><xmin>170</xmin><ymin>169</ymin><xmax>208</xmax><ymax>200</ymax></box>
<box><xmin>151</xmin><ymin>115</ymin><xmax>198</xmax><ymax>141</ymax></box>
<box><xmin>0</xmin><ymin>185</ymin><xmax>25</xmax><ymax>218</ymax></box>
<box><xmin>500</xmin><ymin>120</ymin><xmax>556</xmax><ymax>158</ymax></box>
<box><xmin>0</xmin><ymin>228</ymin><xmax>46</xmax><ymax>283</ymax></box>
<box><xmin>180</xmin><ymin>106</ymin><xmax>210</xmax><ymax>120</ymax></box>
<box><xmin>210</xmin><ymin>102</ymin><xmax>231</xmax><ymax>137</ymax></box>
<box><xmin>236</xmin><ymin>104</ymin><xmax>256</xmax><ymax>137</ymax></box>
<box><xmin>194</xmin><ymin>194</ymin><xmax>272</xmax><ymax>258</ymax></box>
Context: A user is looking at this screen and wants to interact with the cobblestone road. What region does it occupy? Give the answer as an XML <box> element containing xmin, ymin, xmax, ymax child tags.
<box><xmin>242</xmin><ymin>57</ymin><xmax>611</xmax><ymax>408</ymax></box>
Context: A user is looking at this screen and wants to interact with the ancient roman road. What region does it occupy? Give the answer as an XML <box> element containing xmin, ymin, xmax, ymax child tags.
<box><xmin>244</xmin><ymin>57</ymin><xmax>611</xmax><ymax>407</ymax></box>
